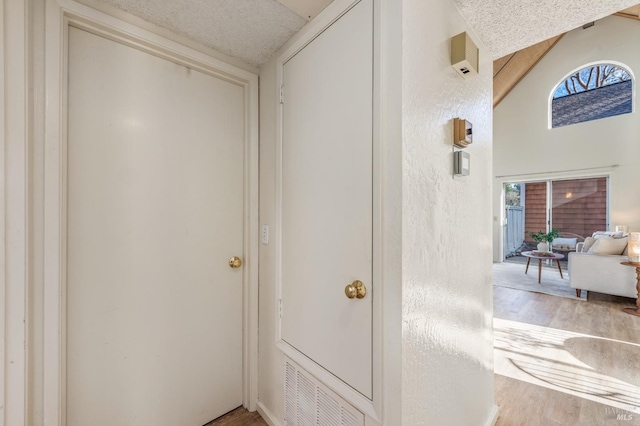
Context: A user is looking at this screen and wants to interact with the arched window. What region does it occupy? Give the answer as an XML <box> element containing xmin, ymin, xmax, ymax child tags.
<box><xmin>550</xmin><ymin>63</ymin><xmax>633</xmax><ymax>128</ymax></box>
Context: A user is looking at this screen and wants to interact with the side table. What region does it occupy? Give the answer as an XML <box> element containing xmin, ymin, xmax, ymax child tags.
<box><xmin>620</xmin><ymin>262</ymin><xmax>640</xmax><ymax>317</ymax></box>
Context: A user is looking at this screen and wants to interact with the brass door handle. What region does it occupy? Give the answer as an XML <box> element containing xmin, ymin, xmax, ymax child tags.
<box><xmin>344</xmin><ymin>280</ymin><xmax>366</xmax><ymax>299</ymax></box>
<box><xmin>229</xmin><ymin>256</ymin><xmax>243</xmax><ymax>268</ymax></box>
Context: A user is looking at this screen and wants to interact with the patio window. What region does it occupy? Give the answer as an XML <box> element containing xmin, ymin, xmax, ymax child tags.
<box><xmin>503</xmin><ymin>177</ymin><xmax>609</xmax><ymax>258</ymax></box>
<box><xmin>550</xmin><ymin>63</ymin><xmax>633</xmax><ymax>128</ymax></box>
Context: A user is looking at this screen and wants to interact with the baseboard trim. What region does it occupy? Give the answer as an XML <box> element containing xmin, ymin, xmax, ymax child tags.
<box><xmin>257</xmin><ymin>401</ymin><xmax>282</xmax><ymax>426</ymax></box>
<box><xmin>485</xmin><ymin>404</ymin><xmax>500</xmax><ymax>426</ymax></box>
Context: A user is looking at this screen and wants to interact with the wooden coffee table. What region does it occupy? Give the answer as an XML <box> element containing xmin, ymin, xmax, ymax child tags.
<box><xmin>521</xmin><ymin>251</ymin><xmax>565</xmax><ymax>284</ymax></box>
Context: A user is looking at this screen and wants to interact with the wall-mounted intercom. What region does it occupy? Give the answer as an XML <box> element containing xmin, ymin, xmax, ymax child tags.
<box><xmin>453</xmin><ymin>118</ymin><xmax>473</xmax><ymax>148</ymax></box>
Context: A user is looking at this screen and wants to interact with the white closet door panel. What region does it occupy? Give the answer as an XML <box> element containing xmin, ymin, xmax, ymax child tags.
<box><xmin>281</xmin><ymin>0</ymin><xmax>373</xmax><ymax>398</ymax></box>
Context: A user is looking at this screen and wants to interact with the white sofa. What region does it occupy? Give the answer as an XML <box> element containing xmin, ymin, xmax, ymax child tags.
<box><xmin>569</xmin><ymin>238</ymin><xmax>638</xmax><ymax>299</ymax></box>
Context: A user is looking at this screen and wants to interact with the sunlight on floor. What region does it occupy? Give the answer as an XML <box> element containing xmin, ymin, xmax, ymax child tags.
<box><xmin>494</xmin><ymin>318</ymin><xmax>640</xmax><ymax>415</ymax></box>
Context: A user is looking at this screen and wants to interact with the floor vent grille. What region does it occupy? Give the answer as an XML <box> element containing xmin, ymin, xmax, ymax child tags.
<box><xmin>284</xmin><ymin>359</ymin><xmax>364</xmax><ymax>426</ymax></box>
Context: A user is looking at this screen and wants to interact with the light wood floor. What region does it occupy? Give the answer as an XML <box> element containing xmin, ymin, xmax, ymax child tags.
<box><xmin>494</xmin><ymin>286</ymin><xmax>640</xmax><ymax>426</ymax></box>
<box><xmin>205</xmin><ymin>407</ymin><xmax>267</xmax><ymax>426</ymax></box>
<box><xmin>207</xmin><ymin>287</ymin><xmax>640</xmax><ymax>426</ymax></box>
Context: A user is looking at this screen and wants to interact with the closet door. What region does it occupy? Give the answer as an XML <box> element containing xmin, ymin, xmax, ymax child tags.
<box><xmin>66</xmin><ymin>27</ymin><xmax>245</xmax><ymax>426</ymax></box>
<box><xmin>280</xmin><ymin>0</ymin><xmax>373</xmax><ymax>398</ymax></box>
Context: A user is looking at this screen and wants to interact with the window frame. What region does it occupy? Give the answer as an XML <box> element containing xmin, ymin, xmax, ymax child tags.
<box><xmin>548</xmin><ymin>60</ymin><xmax>635</xmax><ymax>129</ymax></box>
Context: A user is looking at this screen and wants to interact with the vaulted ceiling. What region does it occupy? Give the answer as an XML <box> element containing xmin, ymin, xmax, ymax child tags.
<box><xmin>452</xmin><ymin>0</ymin><xmax>639</xmax><ymax>60</ymax></box>
<box><xmin>492</xmin><ymin>4</ymin><xmax>640</xmax><ymax>108</ymax></box>
<box><xmin>86</xmin><ymin>0</ymin><xmax>640</xmax><ymax>68</ymax></box>
<box><xmin>615</xmin><ymin>3</ymin><xmax>640</xmax><ymax>19</ymax></box>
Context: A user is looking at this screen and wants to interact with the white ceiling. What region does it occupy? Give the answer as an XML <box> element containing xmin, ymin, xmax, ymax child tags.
<box><xmin>452</xmin><ymin>0</ymin><xmax>640</xmax><ymax>59</ymax></box>
<box><xmin>90</xmin><ymin>0</ymin><xmax>639</xmax><ymax>66</ymax></box>
<box><xmin>91</xmin><ymin>0</ymin><xmax>320</xmax><ymax>66</ymax></box>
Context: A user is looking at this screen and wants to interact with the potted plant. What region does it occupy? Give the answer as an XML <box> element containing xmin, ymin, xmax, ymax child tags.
<box><xmin>530</xmin><ymin>228</ymin><xmax>559</xmax><ymax>252</ymax></box>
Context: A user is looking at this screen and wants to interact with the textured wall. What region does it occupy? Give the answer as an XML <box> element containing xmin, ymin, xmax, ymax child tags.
<box><xmin>401</xmin><ymin>0</ymin><xmax>495</xmax><ymax>425</ymax></box>
<box><xmin>493</xmin><ymin>16</ymin><xmax>640</xmax><ymax>260</ymax></box>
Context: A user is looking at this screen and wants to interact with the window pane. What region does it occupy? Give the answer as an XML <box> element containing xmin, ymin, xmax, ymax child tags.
<box><xmin>551</xmin><ymin>64</ymin><xmax>633</xmax><ymax>128</ymax></box>
<box><xmin>524</xmin><ymin>182</ymin><xmax>547</xmax><ymax>243</ymax></box>
<box><xmin>551</xmin><ymin>177</ymin><xmax>607</xmax><ymax>238</ymax></box>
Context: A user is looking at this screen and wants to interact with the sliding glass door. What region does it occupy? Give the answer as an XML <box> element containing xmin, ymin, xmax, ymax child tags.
<box><xmin>505</xmin><ymin>176</ymin><xmax>608</xmax><ymax>258</ymax></box>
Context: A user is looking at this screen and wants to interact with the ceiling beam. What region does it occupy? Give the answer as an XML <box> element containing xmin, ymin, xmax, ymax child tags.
<box><xmin>493</xmin><ymin>34</ymin><xmax>564</xmax><ymax>108</ymax></box>
<box><xmin>614</xmin><ymin>4</ymin><xmax>640</xmax><ymax>20</ymax></box>
<box><xmin>493</xmin><ymin>53</ymin><xmax>515</xmax><ymax>78</ymax></box>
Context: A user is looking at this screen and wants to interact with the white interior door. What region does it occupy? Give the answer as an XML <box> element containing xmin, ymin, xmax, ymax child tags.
<box><xmin>66</xmin><ymin>27</ymin><xmax>245</xmax><ymax>426</ymax></box>
<box><xmin>280</xmin><ymin>0</ymin><xmax>373</xmax><ymax>398</ymax></box>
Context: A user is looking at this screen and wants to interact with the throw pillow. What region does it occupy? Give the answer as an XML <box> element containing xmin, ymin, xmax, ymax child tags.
<box><xmin>588</xmin><ymin>236</ymin><xmax>628</xmax><ymax>255</ymax></box>
<box><xmin>592</xmin><ymin>231</ymin><xmax>623</xmax><ymax>239</ymax></box>
<box><xmin>582</xmin><ymin>237</ymin><xmax>597</xmax><ymax>252</ymax></box>
<box><xmin>552</xmin><ymin>237</ymin><xmax>577</xmax><ymax>250</ymax></box>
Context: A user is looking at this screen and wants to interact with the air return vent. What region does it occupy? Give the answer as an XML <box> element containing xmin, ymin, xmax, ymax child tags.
<box><xmin>284</xmin><ymin>359</ymin><xmax>364</xmax><ymax>426</ymax></box>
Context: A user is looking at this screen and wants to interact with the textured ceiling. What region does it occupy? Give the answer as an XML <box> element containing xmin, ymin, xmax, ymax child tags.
<box><xmin>278</xmin><ymin>0</ymin><xmax>335</xmax><ymax>20</ymax></box>
<box><xmin>90</xmin><ymin>0</ymin><xmax>637</xmax><ymax>66</ymax></box>
<box><xmin>453</xmin><ymin>0</ymin><xmax>640</xmax><ymax>59</ymax></box>
<box><xmin>92</xmin><ymin>0</ymin><xmax>308</xmax><ymax>66</ymax></box>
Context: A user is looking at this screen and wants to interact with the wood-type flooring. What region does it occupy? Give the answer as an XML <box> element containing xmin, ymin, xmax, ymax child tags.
<box><xmin>494</xmin><ymin>286</ymin><xmax>640</xmax><ymax>426</ymax></box>
<box><xmin>205</xmin><ymin>406</ymin><xmax>267</xmax><ymax>426</ymax></box>
<box><xmin>207</xmin><ymin>287</ymin><xmax>640</xmax><ymax>426</ymax></box>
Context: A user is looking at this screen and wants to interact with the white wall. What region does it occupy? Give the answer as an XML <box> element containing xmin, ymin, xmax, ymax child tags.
<box><xmin>259</xmin><ymin>0</ymin><xmax>496</xmax><ymax>425</ymax></box>
<box><xmin>256</xmin><ymin>57</ymin><xmax>285</xmax><ymax>424</ymax></box>
<box><xmin>493</xmin><ymin>16</ymin><xmax>640</xmax><ymax>261</ymax></box>
<box><xmin>401</xmin><ymin>1</ymin><xmax>495</xmax><ymax>425</ymax></box>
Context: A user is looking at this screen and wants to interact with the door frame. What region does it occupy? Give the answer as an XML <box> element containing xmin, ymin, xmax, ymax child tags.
<box><xmin>42</xmin><ymin>1</ymin><xmax>259</xmax><ymax>424</ymax></box>
<box><xmin>2</xmin><ymin>1</ymin><xmax>30</xmax><ymax>424</ymax></box>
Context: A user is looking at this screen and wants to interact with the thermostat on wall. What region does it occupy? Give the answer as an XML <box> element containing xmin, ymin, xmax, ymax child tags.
<box><xmin>454</xmin><ymin>151</ymin><xmax>470</xmax><ymax>176</ymax></box>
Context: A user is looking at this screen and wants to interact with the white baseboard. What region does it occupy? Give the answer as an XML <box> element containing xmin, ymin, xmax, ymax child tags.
<box><xmin>257</xmin><ymin>401</ymin><xmax>282</xmax><ymax>426</ymax></box>
<box><xmin>485</xmin><ymin>405</ymin><xmax>500</xmax><ymax>426</ymax></box>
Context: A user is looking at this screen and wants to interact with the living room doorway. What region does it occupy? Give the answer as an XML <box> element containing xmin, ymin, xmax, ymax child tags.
<box><xmin>503</xmin><ymin>176</ymin><xmax>609</xmax><ymax>260</ymax></box>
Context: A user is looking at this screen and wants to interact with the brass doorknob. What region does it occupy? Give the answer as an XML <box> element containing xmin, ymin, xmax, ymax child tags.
<box><xmin>229</xmin><ymin>256</ymin><xmax>243</xmax><ymax>268</ymax></box>
<box><xmin>344</xmin><ymin>280</ymin><xmax>366</xmax><ymax>299</ymax></box>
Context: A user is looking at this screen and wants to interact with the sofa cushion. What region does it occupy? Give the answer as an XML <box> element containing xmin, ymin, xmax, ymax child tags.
<box><xmin>582</xmin><ymin>237</ymin><xmax>597</xmax><ymax>252</ymax></box>
<box><xmin>552</xmin><ymin>237</ymin><xmax>578</xmax><ymax>250</ymax></box>
<box><xmin>588</xmin><ymin>236</ymin><xmax>628</xmax><ymax>255</ymax></box>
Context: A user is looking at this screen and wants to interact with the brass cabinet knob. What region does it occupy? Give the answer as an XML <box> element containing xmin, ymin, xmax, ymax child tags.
<box><xmin>344</xmin><ymin>280</ymin><xmax>366</xmax><ymax>299</ymax></box>
<box><xmin>229</xmin><ymin>256</ymin><xmax>243</xmax><ymax>268</ymax></box>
